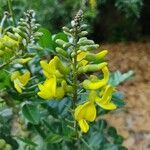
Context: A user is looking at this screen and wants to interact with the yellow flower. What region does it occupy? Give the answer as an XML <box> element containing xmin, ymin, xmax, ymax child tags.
<box><xmin>40</xmin><ymin>56</ymin><xmax>69</xmax><ymax>79</ymax></box>
<box><xmin>37</xmin><ymin>76</ymin><xmax>56</xmax><ymax>100</ymax></box>
<box><xmin>82</xmin><ymin>66</ymin><xmax>109</xmax><ymax>89</ymax></box>
<box><xmin>11</xmin><ymin>71</ymin><xmax>30</xmax><ymax>93</ymax></box>
<box><xmin>77</xmin><ymin>51</ymin><xmax>88</xmax><ymax>66</ymax></box>
<box><xmin>0</xmin><ymin>35</ymin><xmax>19</xmax><ymax>50</ymax></box>
<box><xmin>38</xmin><ymin>76</ymin><xmax>66</xmax><ymax>100</ymax></box>
<box><xmin>74</xmin><ymin>101</ymin><xmax>96</xmax><ymax>133</ymax></box>
<box><xmin>95</xmin><ymin>85</ymin><xmax>117</xmax><ymax>110</ymax></box>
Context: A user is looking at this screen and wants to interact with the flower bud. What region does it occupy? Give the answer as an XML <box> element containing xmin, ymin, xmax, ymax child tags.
<box><xmin>85</xmin><ymin>50</ymin><xmax>108</xmax><ymax>62</ymax></box>
<box><xmin>63</xmin><ymin>26</ymin><xmax>70</xmax><ymax>32</ymax></box>
<box><xmin>63</xmin><ymin>43</ymin><xmax>71</xmax><ymax>49</ymax></box>
<box><xmin>13</xmin><ymin>27</ymin><xmax>28</xmax><ymax>39</ymax></box>
<box><xmin>80</xmin><ymin>24</ymin><xmax>88</xmax><ymax>30</ymax></box>
<box><xmin>79</xmin><ymin>44</ymin><xmax>99</xmax><ymax>51</ymax></box>
<box><xmin>0</xmin><ymin>139</ymin><xmax>6</xmax><ymax>148</ymax></box>
<box><xmin>78</xmin><ymin>31</ymin><xmax>88</xmax><ymax>37</ymax></box>
<box><xmin>7</xmin><ymin>32</ymin><xmax>18</xmax><ymax>41</ymax></box>
<box><xmin>77</xmin><ymin>39</ymin><xmax>94</xmax><ymax>46</ymax></box>
<box><xmin>78</xmin><ymin>62</ymin><xmax>107</xmax><ymax>74</ymax></box>
<box><xmin>55</xmin><ymin>39</ymin><xmax>66</xmax><ymax>47</ymax></box>
<box><xmin>56</xmin><ymin>47</ymin><xmax>68</xmax><ymax>56</ymax></box>
<box><xmin>4</xmin><ymin>144</ymin><xmax>12</xmax><ymax>150</ymax></box>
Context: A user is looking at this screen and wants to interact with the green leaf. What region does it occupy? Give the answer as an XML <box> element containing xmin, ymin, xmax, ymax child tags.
<box><xmin>114</xmin><ymin>135</ymin><xmax>124</xmax><ymax>145</ymax></box>
<box><xmin>22</xmin><ymin>104</ymin><xmax>40</xmax><ymax>125</ymax></box>
<box><xmin>53</xmin><ymin>32</ymin><xmax>68</xmax><ymax>42</ymax></box>
<box><xmin>52</xmin><ymin>32</ymin><xmax>68</xmax><ymax>49</ymax></box>
<box><xmin>97</xmin><ymin>119</ymin><xmax>108</xmax><ymax>131</ymax></box>
<box><xmin>17</xmin><ymin>137</ymin><xmax>37</xmax><ymax>146</ymax></box>
<box><xmin>38</xmin><ymin>28</ymin><xmax>53</xmax><ymax>49</ymax></box>
<box><xmin>45</xmin><ymin>133</ymin><xmax>62</xmax><ymax>144</ymax></box>
<box><xmin>103</xmin><ymin>144</ymin><xmax>118</xmax><ymax>150</ymax></box>
<box><xmin>112</xmin><ymin>92</ymin><xmax>126</xmax><ymax>107</ymax></box>
<box><xmin>107</xmin><ymin>127</ymin><xmax>117</xmax><ymax>137</ymax></box>
<box><xmin>109</xmin><ymin>70</ymin><xmax>134</xmax><ymax>86</ymax></box>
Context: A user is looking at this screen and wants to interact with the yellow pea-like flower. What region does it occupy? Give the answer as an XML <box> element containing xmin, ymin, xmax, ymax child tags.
<box><xmin>38</xmin><ymin>76</ymin><xmax>56</xmax><ymax>100</ymax></box>
<box><xmin>82</xmin><ymin>66</ymin><xmax>109</xmax><ymax>89</ymax></box>
<box><xmin>74</xmin><ymin>101</ymin><xmax>96</xmax><ymax>133</ymax></box>
<box><xmin>11</xmin><ymin>71</ymin><xmax>30</xmax><ymax>93</ymax></box>
<box><xmin>77</xmin><ymin>51</ymin><xmax>88</xmax><ymax>67</ymax></box>
<box><xmin>95</xmin><ymin>85</ymin><xmax>117</xmax><ymax>110</ymax></box>
<box><xmin>2</xmin><ymin>35</ymin><xmax>19</xmax><ymax>50</ymax></box>
<box><xmin>40</xmin><ymin>56</ymin><xmax>69</xmax><ymax>79</ymax></box>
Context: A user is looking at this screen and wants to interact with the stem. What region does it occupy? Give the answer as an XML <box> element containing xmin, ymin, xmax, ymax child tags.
<box><xmin>7</xmin><ymin>0</ymin><xmax>15</xmax><ymax>26</ymax></box>
<box><xmin>81</xmin><ymin>138</ymin><xmax>93</xmax><ymax>150</ymax></box>
<box><xmin>72</xmin><ymin>28</ymin><xmax>80</xmax><ymax>146</ymax></box>
<box><xmin>0</xmin><ymin>12</ymin><xmax>9</xmax><ymax>36</ymax></box>
<box><xmin>0</xmin><ymin>55</ymin><xmax>16</xmax><ymax>70</ymax></box>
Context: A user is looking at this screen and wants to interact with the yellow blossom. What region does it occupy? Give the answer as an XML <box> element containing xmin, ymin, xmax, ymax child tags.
<box><xmin>37</xmin><ymin>76</ymin><xmax>56</xmax><ymax>100</ymax></box>
<box><xmin>95</xmin><ymin>85</ymin><xmax>117</xmax><ymax>110</ymax></box>
<box><xmin>74</xmin><ymin>101</ymin><xmax>96</xmax><ymax>133</ymax></box>
<box><xmin>11</xmin><ymin>71</ymin><xmax>30</xmax><ymax>93</ymax></box>
<box><xmin>77</xmin><ymin>51</ymin><xmax>88</xmax><ymax>66</ymax></box>
<box><xmin>40</xmin><ymin>56</ymin><xmax>69</xmax><ymax>79</ymax></box>
<box><xmin>0</xmin><ymin>35</ymin><xmax>19</xmax><ymax>50</ymax></box>
<box><xmin>82</xmin><ymin>66</ymin><xmax>109</xmax><ymax>89</ymax></box>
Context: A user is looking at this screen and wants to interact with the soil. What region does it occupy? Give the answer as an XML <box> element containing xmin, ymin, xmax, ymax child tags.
<box><xmin>100</xmin><ymin>42</ymin><xmax>150</xmax><ymax>150</ymax></box>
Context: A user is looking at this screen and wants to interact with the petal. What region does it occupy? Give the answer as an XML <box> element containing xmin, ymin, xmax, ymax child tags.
<box><xmin>11</xmin><ymin>71</ymin><xmax>20</xmax><ymax>81</ymax></box>
<box><xmin>37</xmin><ymin>76</ymin><xmax>56</xmax><ymax>100</ymax></box>
<box><xmin>19</xmin><ymin>71</ymin><xmax>30</xmax><ymax>86</ymax></box>
<box><xmin>101</xmin><ymin>85</ymin><xmax>113</xmax><ymax>104</ymax></box>
<box><xmin>74</xmin><ymin>102</ymin><xmax>96</xmax><ymax>122</ymax></box>
<box><xmin>55</xmin><ymin>87</ymin><xmax>65</xmax><ymax>99</ymax></box>
<box><xmin>14</xmin><ymin>79</ymin><xmax>23</xmax><ymax>93</ymax></box>
<box><xmin>77</xmin><ymin>51</ymin><xmax>87</xmax><ymax>61</ymax></box>
<box><xmin>82</xmin><ymin>66</ymin><xmax>109</xmax><ymax>90</ymax></box>
<box><xmin>96</xmin><ymin>102</ymin><xmax>117</xmax><ymax>110</ymax></box>
<box><xmin>78</xmin><ymin>119</ymin><xmax>89</xmax><ymax>133</ymax></box>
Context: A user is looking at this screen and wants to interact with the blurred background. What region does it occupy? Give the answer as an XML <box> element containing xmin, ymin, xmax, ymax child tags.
<box><xmin>0</xmin><ymin>0</ymin><xmax>150</xmax><ymax>149</ymax></box>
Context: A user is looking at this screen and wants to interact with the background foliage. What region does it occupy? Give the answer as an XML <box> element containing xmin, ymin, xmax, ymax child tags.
<box><xmin>0</xmin><ymin>0</ymin><xmax>150</xmax><ymax>41</ymax></box>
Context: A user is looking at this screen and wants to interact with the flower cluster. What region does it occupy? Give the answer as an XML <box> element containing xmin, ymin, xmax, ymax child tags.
<box><xmin>37</xmin><ymin>10</ymin><xmax>117</xmax><ymax>133</ymax></box>
<box><xmin>38</xmin><ymin>56</ymin><xmax>73</xmax><ymax>100</ymax></box>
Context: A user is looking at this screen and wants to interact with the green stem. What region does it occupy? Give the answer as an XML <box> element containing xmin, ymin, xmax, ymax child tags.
<box><xmin>72</xmin><ymin>28</ymin><xmax>80</xmax><ymax>146</ymax></box>
<box><xmin>0</xmin><ymin>55</ymin><xmax>16</xmax><ymax>70</ymax></box>
<box><xmin>81</xmin><ymin>138</ymin><xmax>93</xmax><ymax>150</ymax></box>
<box><xmin>7</xmin><ymin>0</ymin><xmax>16</xmax><ymax>26</ymax></box>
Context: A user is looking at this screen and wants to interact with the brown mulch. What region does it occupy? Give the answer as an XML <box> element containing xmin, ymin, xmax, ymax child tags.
<box><xmin>100</xmin><ymin>42</ymin><xmax>150</xmax><ymax>150</ymax></box>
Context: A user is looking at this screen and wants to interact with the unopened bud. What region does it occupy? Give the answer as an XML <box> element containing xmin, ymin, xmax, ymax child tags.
<box><xmin>7</xmin><ymin>32</ymin><xmax>18</xmax><ymax>41</ymax></box>
<box><xmin>77</xmin><ymin>39</ymin><xmax>94</xmax><ymax>46</ymax></box>
<box><xmin>0</xmin><ymin>139</ymin><xmax>6</xmax><ymax>148</ymax></box>
<box><xmin>56</xmin><ymin>47</ymin><xmax>68</xmax><ymax>56</ymax></box>
<box><xmin>63</xmin><ymin>43</ymin><xmax>71</xmax><ymax>49</ymax></box>
<box><xmin>4</xmin><ymin>144</ymin><xmax>12</xmax><ymax>150</ymax></box>
<box><xmin>78</xmin><ymin>31</ymin><xmax>88</xmax><ymax>37</ymax></box>
<box><xmin>55</xmin><ymin>39</ymin><xmax>66</xmax><ymax>47</ymax></box>
<box><xmin>78</xmin><ymin>62</ymin><xmax>107</xmax><ymax>74</ymax></box>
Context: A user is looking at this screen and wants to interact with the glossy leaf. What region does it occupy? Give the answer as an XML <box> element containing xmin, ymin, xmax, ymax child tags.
<box><xmin>22</xmin><ymin>104</ymin><xmax>40</xmax><ymax>125</ymax></box>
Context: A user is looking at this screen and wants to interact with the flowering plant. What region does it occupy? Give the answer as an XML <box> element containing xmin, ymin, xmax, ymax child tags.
<box><xmin>0</xmin><ymin>6</ymin><xmax>133</xmax><ymax>150</ymax></box>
